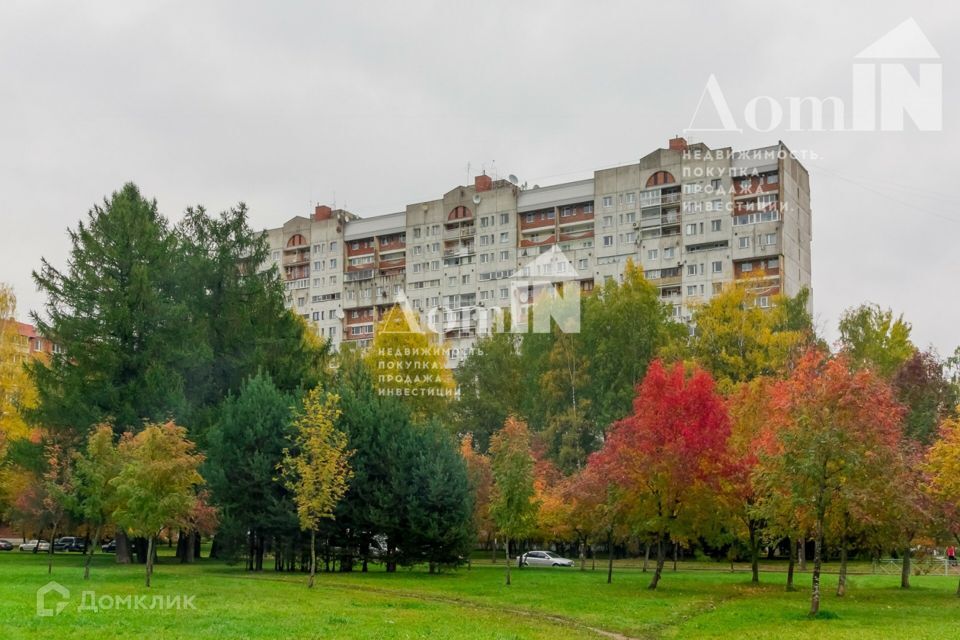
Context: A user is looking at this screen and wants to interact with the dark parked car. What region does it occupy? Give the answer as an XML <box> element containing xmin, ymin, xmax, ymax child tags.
<box><xmin>0</xmin><ymin>540</ymin><xmax>13</xmax><ymax>551</ymax></box>
<box><xmin>101</xmin><ymin>539</ymin><xmax>117</xmax><ymax>553</ymax></box>
<box><xmin>54</xmin><ymin>536</ymin><xmax>87</xmax><ymax>552</ymax></box>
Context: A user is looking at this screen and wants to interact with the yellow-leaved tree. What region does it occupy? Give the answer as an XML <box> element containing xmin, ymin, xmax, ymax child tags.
<box><xmin>280</xmin><ymin>387</ymin><xmax>353</xmax><ymax>588</ymax></box>
<box><xmin>0</xmin><ymin>284</ymin><xmax>40</xmax><ymax>516</ymax></box>
<box><xmin>363</xmin><ymin>304</ymin><xmax>454</xmax><ymax>420</ymax></box>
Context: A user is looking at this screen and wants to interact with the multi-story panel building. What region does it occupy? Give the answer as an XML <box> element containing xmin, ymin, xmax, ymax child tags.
<box><xmin>262</xmin><ymin>137</ymin><xmax>812</xmax><ymax>363</ymax></box>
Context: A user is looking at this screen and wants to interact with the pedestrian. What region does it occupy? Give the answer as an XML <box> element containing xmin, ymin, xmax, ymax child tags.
<box><xmin>948</xmin><ymin>545</ymin><xmax>957</xmax><ymax>567</ymax></box>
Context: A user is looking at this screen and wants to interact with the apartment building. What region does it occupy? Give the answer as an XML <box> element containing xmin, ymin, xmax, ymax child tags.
<box><xmin>262</xmin><ymin>138</ymin><xmax>812</xmax><ymax>365</ymax></box>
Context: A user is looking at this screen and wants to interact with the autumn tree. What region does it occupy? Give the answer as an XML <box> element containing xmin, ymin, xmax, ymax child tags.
<box><xmin>490</xmin><ymin>417</ymin><xmax>539</xmax><ymax>586</ymax></box>
<box><xmin>280</xmin><ymin>387</ymin><xmax>352</xmax><ymax>588</ymax></box>
<box><xmin>74</xmin><ymin>425</ymin><xmax>122</xmax><ymax>579</ymax></box>
<box><xmin>670</xmin><ymin>282</ymin><xmax>815</xmax><ymax>392</ymax></box>
<box><xmin>754</xmin><ymin>352</ymin><xmax>903</xmax><ymax>616</ymax></box>
<box><xmin>460</xmin><ymin>434</ymin><xmax>494</xmax><ymax>561</ymax></box>
<box><xmin>111</xmin><ymin>422</ymin><xmax>205</xmax><ymax>587</ymax></box>
<box><xmin>925</xmin><ymin>415</ymin><xmax>960</xmax><ymax>595</ymax></box>
<box><xmin>726</xmin><ymin>377</ymin><xmax>777</xmax><ymax>583</ymax></box>
<box><xmin>364</xmin><ymin>304</ymin><xmax>454</xmax><ymax>420</ymax></box>
<box><xmin>837</xmin><ymin>303</ymin><xmax>914</xmax><ymax>378</ymax></box>
<box><xmin>596</xmin><ymin>360</ymin><xmax>730</xmax><ymax>590</ymax></box>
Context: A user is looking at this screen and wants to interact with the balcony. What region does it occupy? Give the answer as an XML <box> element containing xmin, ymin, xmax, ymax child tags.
<box><xmin>282</xmin><ymin>251</ymin><xmax>310</xmax><ymax>266</ymax></box>
<box><xmin>345</xmin><ymin>269</ymin><xmax>375</xmax><ymax>282</ymax></box>
<box><xmin>443</xmin><ymin>224</ymin><xmax>475</xmax><ymax>239</ymax></box>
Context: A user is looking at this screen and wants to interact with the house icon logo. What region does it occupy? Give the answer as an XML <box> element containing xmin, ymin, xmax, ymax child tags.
<box><xmin>378</xmin><ymin>290</ymin><xmax>426</xmax><ymax>335</ymax></box>
<box><xmin>509</xmin><ymin>245</ymin><xmax>581</xmax><ymax>334</ymax></box>
<box><xmin>36</xmin><ymin>581</ymin><xmax>70</xmax><ymax>617</ymax></box>
<box><xmin>852</xmin><ymin>17</ymin><xmax>942</xmax><ymax>131</ymax></box>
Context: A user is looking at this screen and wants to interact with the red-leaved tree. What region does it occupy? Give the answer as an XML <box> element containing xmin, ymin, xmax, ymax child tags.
<box><xmin>595</xmin><ymin>359</ymin><xmax>731</xmax><ymax>589</ymax></box>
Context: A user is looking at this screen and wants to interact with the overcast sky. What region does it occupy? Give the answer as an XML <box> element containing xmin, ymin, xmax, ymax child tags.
<box><xmin>1</xmin><ymin>1</ymin><xmax>957</xmax><ymax>355</ymax></box>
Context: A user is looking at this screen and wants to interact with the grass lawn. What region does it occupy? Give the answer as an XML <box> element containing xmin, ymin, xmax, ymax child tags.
<box><xmin>2</xmin><ymin>550</ymin><xmax>959</xmax><ymax>639</ymax></box>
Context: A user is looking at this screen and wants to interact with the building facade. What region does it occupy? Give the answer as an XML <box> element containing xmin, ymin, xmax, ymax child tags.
<box><xmin>262</xmin><ymin>138</ymin><xmax>812</xmax><ymax>365</ymax></box>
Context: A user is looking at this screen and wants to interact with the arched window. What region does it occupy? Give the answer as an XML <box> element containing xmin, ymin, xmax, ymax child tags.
<box><xmin>286</xmin><ymin>234</ymin><xmax>307</xmax><ymax>247</ymax></box>
<box><xmin>448</xmin><ymin>206</ymin><xmax>472</xmax><ymax>221</ymax></box>
<box><xmin>646</xmin><ymin>171</ymin><xmax>676</xmax><ymax>188</ymax></box>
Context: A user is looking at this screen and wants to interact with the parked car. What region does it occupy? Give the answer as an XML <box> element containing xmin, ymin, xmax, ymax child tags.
<box><xmin>54</xmin><ymin>536</ymin><xmax>87</xmax><ymax>552</ymax></box>
<box><xmin>0</xmin><ymin>540</ymin><xmax>13</xmax><ymax>551</ymax></box>
<box><xmin>19</xmin><ymin>540</ymin><xmax>50</xmax><ymax>552</ymax></box>
<box><xmin>101</xmin><ymin>539</ymin><xmax>117</xmax><ymax>553</ymax></box>
<box><xmin>518</xmin><ymin>550</ymin><xmax>575</xmax><ymax>567</ymax></box>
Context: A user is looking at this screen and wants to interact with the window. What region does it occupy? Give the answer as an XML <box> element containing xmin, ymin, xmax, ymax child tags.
<box><xmin>626</xmin><ymin>192</ymin><xmax>636</xmax><ymax>204</ymax></box>
<box><xmin>431</xmin><ymin>260</ymin><xmax>440</xmax><ymax>271</ymax></box>
<box><xmin>499</xmin><ymin>288</ymin><xmax>509</xmax><ymax>299</ymax></box>
<box><xmin>603</xmin><ymin>235</ymin><xmax>613</xmax><ymax>247</ymax></box>
<box><xmin>329</xmin><ymin>258</ymin><xmax>337</xmax><ymax>268</ymax></box>
<box><xmin>741</xmin><ymin>261</ymin><xmax>753</xmax><ymax>272</ymax></box>
<box><xmin>710</xmin><ymin>178</ymin><xmax>721</xmax><ymax>191</ymax></box>
<box><xmin>685</xmin><ymin>223</ymin><xmax>697</xmax><ymax>236</ymax></box>
<box><xmin>578</xmin><ymin>258</ymin><xmax>589</xmax><ymax>269</ymax></box>
<box><xmin>663</xmin><ymin>247</ymin><xmax>675</xmax><ymax>259</ymax></box>
<box><xmin>712</xmin><ymin>282</ymin><xmax>723</xmax><ymax>294</ymax></box>
<box><xmin>413</xmin><ymin>227</ymin><xmax>422</xmax><ymax>239</ymax></box>
<box><xmin>329</xmin><ymin>275</ymin><xmax>336</xmax><ymax>284</ymax></box>
<box><xmin>710</xmin><ymin>199</ymin><xmax>722</xmax><ymax>212</ymax></box>
<box><xmin>711</xmin><ymin>219</ymin><xmax>722</xmax><ymax>232</ymax></box>
<box><xmin>762</xmin><ymin>233</ymin><xmax>777</xmax><ymax>246</ymax></box>
<box><xmin>499</xmin><ymin>250</ymin><xmax>510</xmax><ymax>261</ymax></box>
<box><xmin>561</xmin><ymin>206</ymin><xmax>573</xmax><ymax>217</ymax></box>
<box><xmin>739</xmin><ymin>236</ymin><xmax>751</xmax><ymax>249</ymax></box>
<box><xmin>500</xmin><ymin>232</ymin><xmax>509</xmax><ymax>244</ymax></box>
<box><xmin>272</xmin><ymin>250</ymin><xmax>280</xmax><ymax>261</ymax></box>
<box><xmin>602</xmin><ymin>195</ymin><xmax>613</xmax><ymax>208</ymax></box>
<box><xmin>687</xmin><ymin>285</ymin><xmax>698</xmax><ymax>296</ymax></box>
<box><xmin>584</xmin><ymin>203</ymin><xmax>593</xmax><ymax>213</ymax></box>
<box><xmin>712</xmin><ymin>261</ymin><xmax>722</xmax><ymax>273</ymax></box>
<box><xmin>602</xmin><ymin>215</ymin><xmax>613</xmax><ymax>227</ymax></box>
<box><xmin>447</xmin><ymin>276</ymin><xmax>457</xmax><ymax>286</ymax></box>
<box><xmin>766</xmin><ymin>173</ymin><xmax>779</xmax><ymax>184</ymax></box>
<box><xmin>758</xmin><ymin>295</ymin><xmax>770</xmax><ymax>308</ymax></box>
<box><xmin>414</xmin><ymin>245</ymin><xmax>423</xmax><ymax>255</ymax></box>
<box><xmin>768</xmin><ymin>258</ymin><xmax>780</xmax><ymax>269</ymax></box>
<box><xmin>329</xmin><ymin>241</ymin><xmax>337</xmax><ymax>252</ymax></box>
<box><xmin>687</xmin><ymin>264</ymin><xmax>698</xmax><ymax>276</ymax></box>
<box><xmin>500</xmin><ymin>213</ymin><xmax>510</xmax><ymax>225</ymax></box>
<box><xmin>647</xmin><ymin>249</ymin><xmax>659</xmax><ymax>260</ymax></box>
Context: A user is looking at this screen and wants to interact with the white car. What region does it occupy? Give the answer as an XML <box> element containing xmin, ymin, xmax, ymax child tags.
<box><xmin>519</xmin><ymin>550</ymin><xmax>575</xmax><ymax>567</ymax></box>
<box><xmin>19</xmin><ymin>540</ymin><xmax>50</xmax><ymax>552</ymax></box>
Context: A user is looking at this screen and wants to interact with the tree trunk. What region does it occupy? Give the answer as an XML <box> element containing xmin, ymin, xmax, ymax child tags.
<box><xmin>901</xmin><ymin>546</ymin><xmax>911</xmax><ymax>589</ymax></box>
<box><xmin>505</xmin><ymin>537</ymin><xmax>511</xmax><ymax>586</ymax></box>
<box><xmin>749</xmin><ymin>523</ymin><xmax>760</xmax><ymax>583</ymax></box>
<box><xmin>837</xmin><ymin>539</ymin><xmax>848</xmax><ymax>597</ymax></box>
<box><xmin>579</xmin><ymin>538</ymin><xmax>586</xmax><ymax>572</ymax></box>
<box><xmin>47</xmin><ymin>522</ymin><xmax>57</xmax><ymax>574</ymax></box>
<box><xmin>809</xmin><ymin>529</ymin><xmax>823</xmax><ymax>617</ymax></box>
<box><xmin>145</xmin><ymin>535</ymin><xmax>155</xmax><ymax>588</ymax></box>
<box><xmin>84</xmin><ymin>525</ymin><xmax>101</xmax><ymax>580</ymax></box>
<box><xmin>648</xmin><ymin>536</ymin><xmax>666</xmax><ymax>590</ymax></box>
<box><xmin>184</xmin><ymin>531</ymin><xmax>196</xmax><ymax>564</ymax></box>
<box><xmin>643</xmin><ymin>540</ymin><xmax>650</xmax><ymax>572</ymax></box>
<box><xmin>308</xmin><ymin>530</ymin><xmax>316</xmax><ymax>588</ymax></box>
<box><xmin>799</xmin><ymin>538</ymin><xmax>806</xmax><ymax>571</ymax></box>
<box><xmin>116</xmin><ymin>530</ymin><xmax>131</xmax><ymax>564</ymax></box>
<box><xmin>673</xmin><ymin>542</ymin><xmax>678</xmax><ymax>571</ymax></box>
<box><xmin>786</xmin><ymin>537</ymin><xmax>796</xmax><ymax>592</ymax></box>
<box><xmin>606</xmin><ymin>532</ymin><xmax>614</xmax><ymax>584</ymax></box>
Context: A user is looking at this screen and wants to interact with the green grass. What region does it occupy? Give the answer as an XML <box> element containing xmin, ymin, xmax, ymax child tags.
<box><xmin>2</xmin><ymin>550</ymin><xmax>959</xmax><ymax>639</ymax></box>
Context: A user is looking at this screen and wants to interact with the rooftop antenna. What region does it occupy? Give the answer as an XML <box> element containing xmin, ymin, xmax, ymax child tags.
<box><xmin>508</xmin><ymin>174</ymin><xmax>519</xmax><ymax>185</ymax></box>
